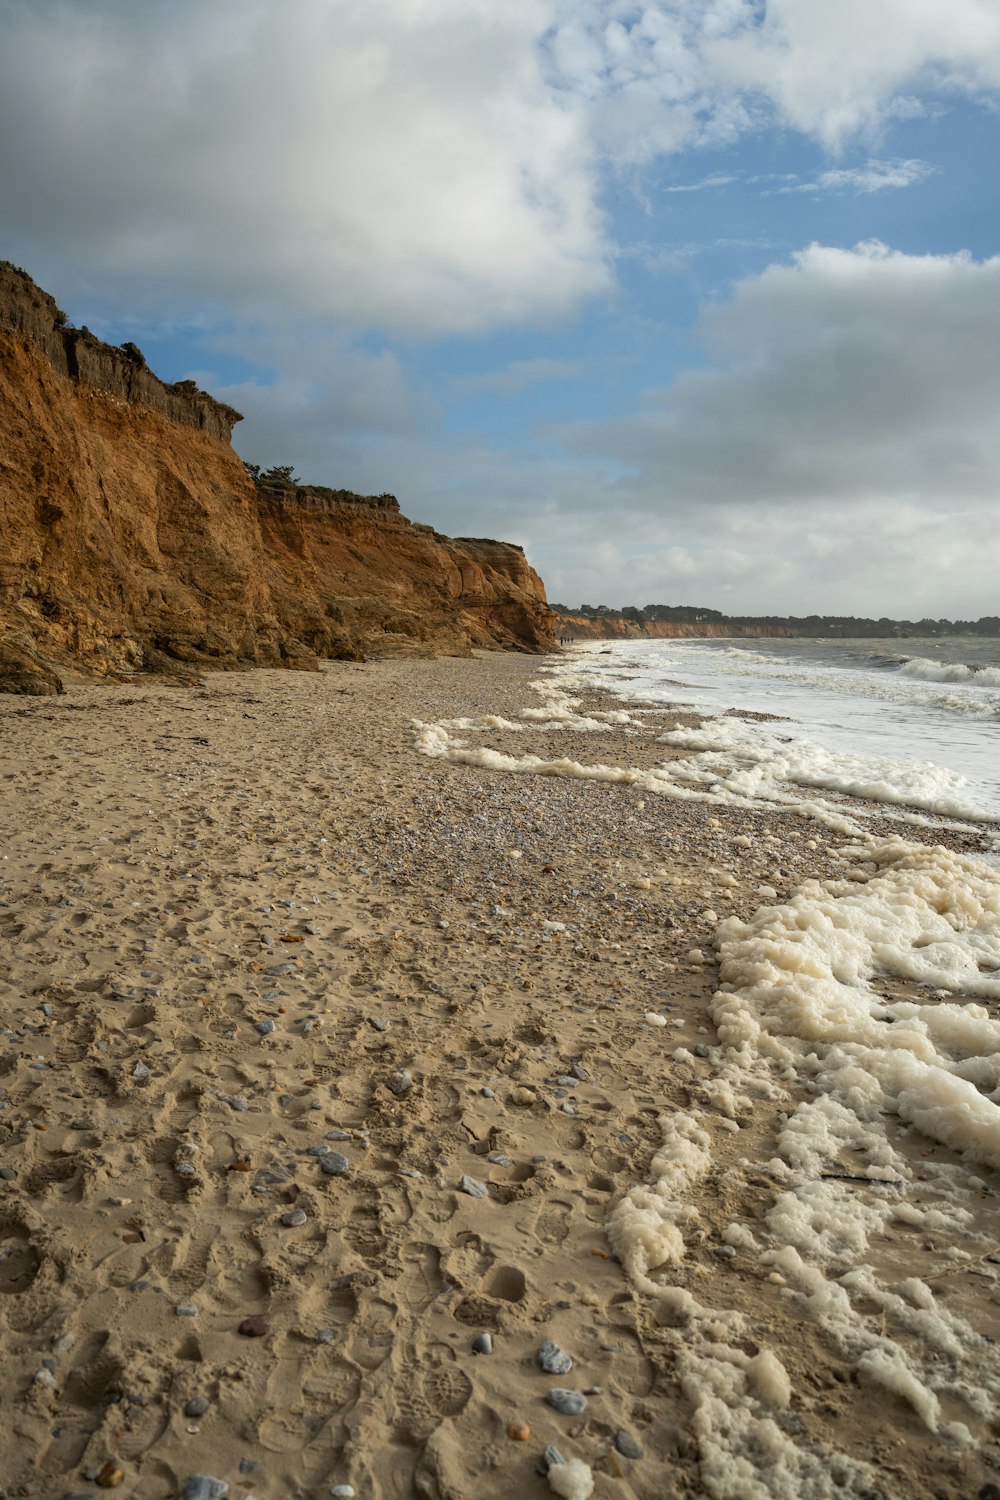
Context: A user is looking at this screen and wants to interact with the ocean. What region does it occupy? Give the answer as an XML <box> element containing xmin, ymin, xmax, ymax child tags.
<box><xmin>564</xmin><ymin>634</ymin><xmax>1000</xmax><ymax>831</ymax></box>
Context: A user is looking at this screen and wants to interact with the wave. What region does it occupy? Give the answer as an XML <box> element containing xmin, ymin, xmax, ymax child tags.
<box><xmin>898</xmin><ymin>656</ymin><xmax>1000</xmax><ymax>687</ymax></box>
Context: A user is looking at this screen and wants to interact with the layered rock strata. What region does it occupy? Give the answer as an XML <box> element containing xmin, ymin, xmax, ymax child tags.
<box><xmin>0</xmin><ymin>266</ymin><xmax>555</xmax><ymax>692</ymax></box>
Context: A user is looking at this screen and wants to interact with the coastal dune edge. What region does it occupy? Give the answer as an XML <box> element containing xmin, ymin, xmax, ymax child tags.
<box><xmin>1</xmin><ymin>650</ymin><xmax>998</xmax><ymax>1499</ymax></box>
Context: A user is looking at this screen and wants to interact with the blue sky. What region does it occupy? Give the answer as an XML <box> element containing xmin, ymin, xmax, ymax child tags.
<box><xmin>2</xmin><ymin>1</ymin><xmax>999</xmax><ymax>617</ymax></box>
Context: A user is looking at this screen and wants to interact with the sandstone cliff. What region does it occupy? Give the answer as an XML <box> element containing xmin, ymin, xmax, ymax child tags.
<box><xmin>0</xmin><ymin>266</ymin><xmax>555</xmax><ymax>692</ymax></box>
<box><xmin>554</xmin><ymin>614</ymin><xmax>791</xmax><ymax>641</ymax></box>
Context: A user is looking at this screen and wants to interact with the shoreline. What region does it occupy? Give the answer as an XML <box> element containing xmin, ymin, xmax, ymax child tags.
<box><xmin>1</xmin><ymin>651</ymin><xmax>998</xmax><ymax>1499</ymax></box>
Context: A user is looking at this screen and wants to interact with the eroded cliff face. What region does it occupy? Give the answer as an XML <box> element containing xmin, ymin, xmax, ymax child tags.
<box><xmin>554</xmin><ymin>614</ymin><xmax>791</xmax><ymax>641</ymax></box>
<box><xmin>0</xmin><ymin>268</ymin><xmax>555</xmax><ymax>692</ymax></box>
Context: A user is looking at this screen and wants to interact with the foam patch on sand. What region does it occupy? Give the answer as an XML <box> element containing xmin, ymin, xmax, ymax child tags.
<box><xmin>607</xmin><ymin>838</ymin><xmax>1000</xmax><ymax>1493</ymax></box>
<box><xmin>411</xmin><ymin>719</ymin><xmax>864</xmax><ymax>837</ymax></box>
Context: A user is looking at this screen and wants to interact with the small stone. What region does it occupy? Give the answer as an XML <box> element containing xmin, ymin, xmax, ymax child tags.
<box><xmin>320</xmin><ymin>1152</ymin><xmax>350</xmax><ymax>1176</ymax></box>
<box><xmin>238</xmin><ymin>1315</ymin><xmax>270</xmax><ymax>1337</ymax></box>
<box><xmin>487</xmin><ymin>1152</ymin><xmax>513</xmax><ymax>1167</ymax></box>
<box><xmin>183</xmin><ymin>1480</ymin><xmax>229</xmax><ymax>1500</ymax></box>
<box><xmin>714</xmin><ymin>1244</ymin><xmax>736</xmax><ymax>1259</ymax></box>
<box><xmin>472</xmin><ymin>1332</ymin><xmax>493</xmax><ymax>1355</ymax></box>
<box><xmin>33</xmin><ymin>1367</ymin><xmax>57</xmax><ymax>1388</ymax></box>
<box><xmin>95</xmin><ymin>1463</ymin><xmax>125</xmax><ymax>1490</ymax></box>
<box><xmin>239</xmin><ymin>1459</ymin><xmax>260</xmax><ymax>1475</ymax></box>
<box><xmin>512</xmin><ymin>1087</ymin><xmax>535</xmax><ymax>1106</ymax></box>
<box><xmin>387</xmin><ymin>1070</ymin><xmax>413</xmax><ymax>1096</ymax></box>
<box><xmin>506</xmin><ymin>1422</ymin><xmax>531</xmax><ymax>1441</ymax></box>
<box><xmin>330</xmin><ymin>1488</ymin><xmax>356</xmax><ymax>1498</ymax></box>
<box><xmin>459</xmin><ymin>1175</ymin><xmax>488</xmax><ymax>1199</ymax></box>
<box><xmin>185</xmin><ymin>1396</ymin><xmax>210</xmax><ymax>1417</ymax></box>
<box><xmin>546</xmin><ymin>1388</ymin><xmax>587</xmax><ymax>1416</ymax></box>
<box><xmin>480</xmin><ymin>1087</ymin><xmax>495</xmax><ymax>1099</ymax></box>
<box><xmin>256</xmin><ymin>1018</ymin><xmax>276</xmax><ymax>1035</ymax></box>
<box><xmin>174</xmin><ymin>1161</ymin><xmax>196</xmax><ymax>1178</ymax></box>
<box><xmin>569</xmin><ymin>1064</ymin><xmax>589</xmax><ymax>1082</ymax></box>
<box><xmin>693</xmin><ymin>1044</ymin><xmax>711</xmax><ymax>1059</ymax></box>
<box><xmin>537</xmin><ymin>1341</ymin><xmax>572</xmax><ymax>1376</ymax></box>
<box><xmin>326</xmin><ymin>1129</ymin><xmax>351</xmax><ymax>1140</ymax></box>
<box><xmin>614</xmin><ymin>1430</ymin><xmax>643</xmax><ymax>1460</ymax></box>
<box><xmin>560</xmin><ymin>1103</ymin><xmax>576</xmax><ymax>1115</ymax></box>
<box><xmin>317</xmin><ymin>1328</ymin><xmax>336</xmax><ymax>1344</ymax></box>
<box><xmin>131</xmin><ymin>1062</ymin><xmax>151</xmax><ymax>1080</ymax></box>
<box><xmin>175</xmin><ymin>1304</ymin><xmax>198</xmax><ymax>1317</ymax></box>
<box><xmin>0</xmin><ymin>1167</ymin><xmax>18</xmax><ymax>1180</ymax></box>
<box><xmin>281</xmin><ymin>1209</ymin><xmax>307</xmax><ymax>1227</ymax></box>
<box><xmin>369</xmin><ymin>1017</ymin><xmax>389</xmax><ymax>1032</ymax></box>
<box><xmin>543</xmin><ymin>1446</ymin><xmax>566</xmax><ymax>1472</ymax></box>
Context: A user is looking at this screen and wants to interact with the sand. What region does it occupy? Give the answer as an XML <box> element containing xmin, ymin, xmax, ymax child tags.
<box><xmin>0</xmin><ymin>652</ymin><xmax>998</xmax><ymax>1499</ymax></box>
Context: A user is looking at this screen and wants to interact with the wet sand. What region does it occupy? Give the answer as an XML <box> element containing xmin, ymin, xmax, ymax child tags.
<box><xmin>0</xmin><ymin>652</ymin><xmax>997</xmax><ymax>1499</ymax></box>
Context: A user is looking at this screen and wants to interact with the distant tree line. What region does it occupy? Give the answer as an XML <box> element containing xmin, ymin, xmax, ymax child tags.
<box><xmin>550</xmin><ymin>602</ymin><xmax>1000</xmax><ymax>636</ymax></box>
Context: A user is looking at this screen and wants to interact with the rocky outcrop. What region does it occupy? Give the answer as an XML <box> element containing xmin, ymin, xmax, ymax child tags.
<box><xmin>0</xmin><ymin>268</ymin><xmax>556</xmax><ymax>688</ymax></box>
<box><xmin>0</xmin><ymin>262</ymin><xmax>241</xmax><ymax>442</ymax></box>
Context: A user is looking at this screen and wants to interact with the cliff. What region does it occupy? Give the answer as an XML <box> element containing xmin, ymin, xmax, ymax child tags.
<box><xmin>0</xmin><ymin>267</ymin><xmax>555</xmax><ymax>693</ymax></box>
<box><xmin>554</xmin><ymin>614</ymin><xmax>792</xmax><ymax>641</ymax></box>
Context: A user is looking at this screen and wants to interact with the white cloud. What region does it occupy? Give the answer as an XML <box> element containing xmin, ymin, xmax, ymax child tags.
<box><xmin>540</xmin><ymin>241</ymin><xmax>1000</xmax><ymax>614</ymax></box>
<box><xmin>544</xmin><ymin>0</ymin><xmax>1000</xmax><ymax>157</ymax></box>
<box><xmin>1</xmin><ymin>2</ymin><xmax>998</xmax><ymax>339</ymax></box>
<box><xmin>778</xmin><ymin>158</ymin><xmax>937</xmax><ymax>194</ymax></box>
<box><xmin>0</xmin><ymin>0</ymin><xmax>608</xmax><ymax>334</ymax></box>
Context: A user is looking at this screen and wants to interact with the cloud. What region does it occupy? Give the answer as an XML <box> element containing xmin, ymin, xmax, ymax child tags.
<box><xmin>454</xmin><ymin>358</ymin><xmax>589</xmax><ymax>397</ymax></box>
<box><xmin>534</xmin><ymin>241</ymin><xmax>1000</xmax><ymax>614</ymax></box>
<box><xmin>544</xmin><ymin>0</ymin><xmax>1000</xmax><ymax>158</ymax></box>
<box><xmin>0</xmin><ymin>0</ymin><xmax>608</xmax><ymax>335</ymax></box>
<box><xmin>663</xmin><ymin>173</ymin><xmax>740</xmax><ymax>193</ymax></box>
<box><xmin>1</xmin><ymin>1</ymin><xmax>998</xmax><ymax>341</ymax></box>
<box><xmin>777</xmin><ymin>158</ymin><xmax>937</xmax><ymax>194</ymax></box>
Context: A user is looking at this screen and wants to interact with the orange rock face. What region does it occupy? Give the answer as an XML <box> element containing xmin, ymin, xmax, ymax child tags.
<box><xmin>0</xmin><ymin>267</ymin><xmax>556</xmax><ymax>692</ymax></box>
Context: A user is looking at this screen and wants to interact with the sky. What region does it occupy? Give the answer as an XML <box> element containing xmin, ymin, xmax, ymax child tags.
<box><xmin>1</xmin><ymin>1</ymin><xmax>999</xmax><ymax>619</ymax></box>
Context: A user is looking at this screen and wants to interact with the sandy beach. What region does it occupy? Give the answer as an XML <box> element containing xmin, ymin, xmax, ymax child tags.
<box><xmin>1</xmin><ymin>651</ymin><xmax>998</xmax><ymax>1500</ymax></box>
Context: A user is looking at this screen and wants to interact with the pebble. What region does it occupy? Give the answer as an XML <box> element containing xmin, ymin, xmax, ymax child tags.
<box><xmin>175</xmin><ymin>1304</ymin><xmax>199</xmax><ymax>1318</ymax></box>
<box><xmin>281</xmin><ymin>1209</ymin><xmax>307</xmax><ymax>1227</ymax></box>
<box><xmin>480</xmin><ymin>1087</ymin><xmax>495</xmax><ymax>1098</ymax></box>
<box><xmin>131</xmin><ymin>1062</ymin><xmax>151</xmax><ymax>1080</ymax></box>
<box><xmin>398</xmin><ymin>1168</ymin><xmax>422</xmax><ymax>1179</ymax></box>
<box><xmin>326</xmin><ymin>1129</ymin><xmax>351</xmax><ymax>1140</ymax></box>
<box><xmin>542</xmin><ymin>1445</ymin><xmax>566</xmax><ymax>1472</ymax></box>
<box><xmin>369</xmin><ymin>1017</ymin><xmax>390</xmax><ymax>1031</ymax></box>
<box><xmin>317</xmin><ymin>1329</ymin><xmax>336</xmax><ymax>1344</ymax></box>
<box><xmin>184</xmin><ymin>1396</ymin><xmax>210</xmax><ymax>1417</ymax></box>
<box><xmin>387</xmin><ymin>1070</ymin><xmax>413</xmax><ymax>1096</ymax></box>
<box><xmin>537</xmin><ymin>1341</ymin><xmax>573</xmax><ymax>1376</ymax></box>
<box><xmin>614</xmin><ymin>1430</ymin><xmax>643</xmax><ymax>1459</ymax></box>
<box><xmin>506</xmin><ymin>1422</ymin><xmax>531</xmax><ymax>1441</ymax></box>
<box><xmin>320</xmin><ymin>1153</ymin><xmax>350</xmax><ymax>1176</ymax></box>
<box><xmin>238</xmin><ymin>1315</ymin><xmax>270</xmax><ymax>1337</ymax></box>
<box><xmin>0</xmin><ymin>1167</ymin><xmax>18</xmax><ymax>1180</ymax></box>
<box><xmin>473</xmin><ymin>1332</ymin><xmax>493</xmax><ymax>1355</ymax></box>
<box><xmin>487</xmin><ymin>1152</ymin><xmax>513</xmax><ymax>1168</ymax></box>
<box><xmin>693</xmin><ymin>1044</ymin><xmax>711</xmax><ymax>1059</ymax></box>
<box><xmin>714</xmin><ymin>1244</ymin><xmax>736</xmax><ymax>1259</ymax></box>
<box><xmin>330</xmin><ymin>1488</ymin><xmax>356</xmax><ymax>1497</ymax></box>
<box><xmin>512</xmin><ymin>1087</ymin><xmax>535</xmax><ymax>1106</ymax></box>
<box><xmin>95</xmin><ymin>1464</ymin><xmax>125</xmax><ymax>1490</ymax></box>
<box><xmin>183</xmin><ymin>1480</ymin><xmax>229</xmax><ymax>1500</ymax></box>
<box><xmin>459</xmin><ymin>1175</ymin><xmax>488</xmax><ymax>1198</ymax></box>
<box><xmin>33</xmin><ymin>1367</ymin><xmax>57</xmax><ymax>1388</ymax></box>
<box><xmin>546</xmin><ymin>1388</ymin><xmax>586</xmax><ymax>1416</ymax></box>
<box><xmin>256</xmin><ymin>1019</ymin><xmax>276</xmax><ymax>1035</ymax></box>
<box><xmin>174</xmin><ymin>1162</ymin><xmax>196</xmax><ymax>1178</ymax></box>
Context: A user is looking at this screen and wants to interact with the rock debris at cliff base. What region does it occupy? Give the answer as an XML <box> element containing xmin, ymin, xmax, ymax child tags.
<box><xmin>0</xmin><ymin>653</ymin><xmax>998</xmax><ymax>1499</ymax></box>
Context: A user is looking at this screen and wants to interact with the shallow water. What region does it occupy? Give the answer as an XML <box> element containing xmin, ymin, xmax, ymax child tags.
<box><xmin>571</xmin><ymin>635</ymin><xmax>1000</xmax><ymax>824</ymax></box>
